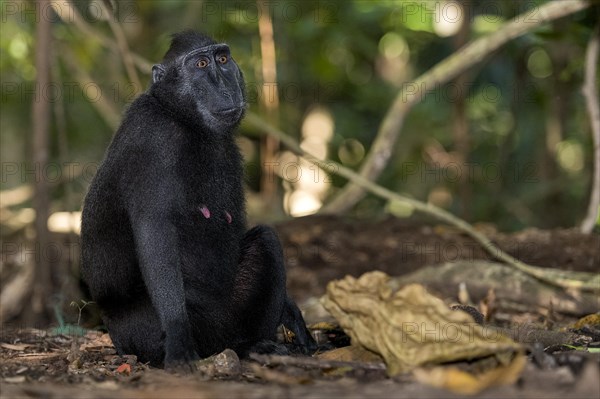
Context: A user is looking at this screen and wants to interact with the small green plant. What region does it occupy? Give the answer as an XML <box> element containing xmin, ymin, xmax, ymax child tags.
<box><xmin>50</xmin><ymin>299</ymin><xmax>92</xmax><ymax>336</ymax></box>
<box><xmin>70</xmin><ymin>300</ymin><xmax>95</xmax><ymax>326</ymax></box>
<box><xmin>562</xmin><ymin>344</ymin><xmax>600</xmax><ymax>353</ymax></box>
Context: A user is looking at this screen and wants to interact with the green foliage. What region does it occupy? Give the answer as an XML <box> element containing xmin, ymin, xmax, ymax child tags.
<box><xmin>49</xmin><ymin>301</ymin><xmax>88</xmax><ymax>336</ymax></box>
<box><xmin>1</xmin><ymin>0</ymin><xmax>596</xmax><ymax>230</ymax></box>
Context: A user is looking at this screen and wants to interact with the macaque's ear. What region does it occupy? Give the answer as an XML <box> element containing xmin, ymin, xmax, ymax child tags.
<box><xmin>152</xmin><ymin>64</ymin><xmax>166</xmax><ymax>83</ymax></box>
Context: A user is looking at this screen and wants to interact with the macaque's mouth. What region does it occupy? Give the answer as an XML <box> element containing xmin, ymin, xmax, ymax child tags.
<box><xmin>214</xmin><ymin>104</ymin><xmax>245</xmax><ymax>113</ymax></box>
<box><xmin>213</xmin><ymin>106</ymin><xmax>245</xmax><ymax>118</ymax></box>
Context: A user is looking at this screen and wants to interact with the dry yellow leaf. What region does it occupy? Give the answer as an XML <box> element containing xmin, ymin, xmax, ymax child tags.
<box><xmin>413</xmin><ymin>353</ymin><xmax>527</xmax><ymax>395</ymax></box>
<box><xmin>571</xmin><ymin>313</ymin><xmax>600</xmax><ymax>330</ymax></box>
<box><xmin>321</xmin><ymin>271</ymin><xmax>523</xmax><ymax>375</ymax></box>
<box><xmin>79</xmin><ymin>332</ymin><xmax>114</xmax><ymax>352</ymax></box>
<box><xmin>316</xmin><ymin>345</ymin><xmax>383</xmax><ymax>363</ymax></box>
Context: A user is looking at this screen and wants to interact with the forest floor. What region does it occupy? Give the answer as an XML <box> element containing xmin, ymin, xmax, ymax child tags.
<box><xmin>1</xmin><ymin>215</ymin><xmax>599</xmax><ymax>399</ymax></box>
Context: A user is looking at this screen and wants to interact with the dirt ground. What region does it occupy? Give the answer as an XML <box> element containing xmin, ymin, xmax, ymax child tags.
<box><xmin>276</xmin><ymin>215</ymin><xmax>600</xmax><ymax>300</ymax></box>
<box><xmin>1</xmin><ymin>216</ymin><xmax>599</xmax><ymax>398</ymax></box>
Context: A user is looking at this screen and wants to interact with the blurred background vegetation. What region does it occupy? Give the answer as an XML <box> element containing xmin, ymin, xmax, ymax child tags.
<box><xmin>2</xmin><ymin>0</ymin><xmax>598</xmax><ymax>230</ymax></box>
<box><xmin>0</xmin><ymin>0</ymin><xmax>598</xmax><ymax>325</ymax></box>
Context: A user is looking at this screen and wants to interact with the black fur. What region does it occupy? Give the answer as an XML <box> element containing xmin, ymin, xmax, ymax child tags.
<box><xmin>80</xmin><ymin>31</ymin><xmax>316</xmax><ymax>370</ymax></box>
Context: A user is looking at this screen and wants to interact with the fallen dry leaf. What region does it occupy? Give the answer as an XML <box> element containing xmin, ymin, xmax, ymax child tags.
<box><xmin>413</xmin><ymin>353</ymin><xmax>527</xmax><ymax>395</ymax></box>
<box><xmin>1</xmin><ymin>343</ymin><xmax>31</xmax><ymax>351</ymax></box>
<box><xmin>316</xmin><ymin>345</ymin><xmax>383</xmax><ymax>363</ymax></box>
<box><xmin>571</xmin><ymin>313</ymin><xmax>600</xmax><ymax>330</ymax></box>
<box><xmin>321</xmin><ymin>271</ymin><xmax>523</xmax><ymax>375</ymax></box>
<box><xmin>308</xmin><ymin>322</ymin><xmax>338</xmax><ymax>330</ymax></box>
<box><xmin>116</xmin><ymin>363</ymin><xmax>131</xmax><ymax>375</ymax></box>
<box><xmin>80</xmin><ymin>333</ymin><xmax>114</xmax><ymax>352</ymax></box>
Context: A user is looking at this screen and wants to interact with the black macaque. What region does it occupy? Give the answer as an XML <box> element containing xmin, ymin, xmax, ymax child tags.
<box><xmin>80</xmin><ymin>31</ymin><xmax>316</xmax><ymax>370</ymax></box>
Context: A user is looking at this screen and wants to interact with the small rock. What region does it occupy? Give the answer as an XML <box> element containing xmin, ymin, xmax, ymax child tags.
<box><xmin>196</xmin><ymin>348</ymin><xmax>241</xmax><ymax>378</ymax></box>
<box><xmin>68</xmin><ymin>357</ymin><xmax>82</xmax><ymax>372</ymax></box>
<box><xmin>214</xmin><ymin>349</ymin><xmax>241</xmax><ymax>376</ymax></box>
<box><xmin>123</xmin><ymin>354</ymin><xmax>137</xmax><ymax>365</ymax></box>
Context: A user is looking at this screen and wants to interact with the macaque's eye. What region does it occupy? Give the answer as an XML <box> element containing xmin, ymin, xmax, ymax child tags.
<box><xmin>217</xmin><ymin>55</ymin><xmax>228</xmax><ymax>64</ymax></box>
<box><xmin>197</xmin><ymin>59</ymin><xmax>209</xmax><ymax>68</ymax></box>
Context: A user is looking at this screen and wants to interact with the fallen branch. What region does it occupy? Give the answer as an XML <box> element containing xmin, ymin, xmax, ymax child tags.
<box><xmin>321</xmin><ymin>0</ymin><xmax>593</xmax><ymax>214</ymax></box>
<box><xmin>244</xmin><ymin>112</ymin><xmax>600</xmax><ymax>293</ymax></box>
<box><xmin>249</xmin><ymin>353</ymin><xmax>386</xmax><ymax>370</ymax></box>
<box><xmin>494</xmin><ymin>325</ymin><xmax>586</xmax><ymax>349</ymax></box>
<box><xmin>395</xmin><ymin>261</ymin><xmax>599</xmax><ymax>317</ymax></box>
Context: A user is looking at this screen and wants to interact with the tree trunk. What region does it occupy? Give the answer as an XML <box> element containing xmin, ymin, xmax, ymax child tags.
<box><xmin>30</xmin><ymin>0</ymin><xmax>53</xmax><ymax>325</ymax></box>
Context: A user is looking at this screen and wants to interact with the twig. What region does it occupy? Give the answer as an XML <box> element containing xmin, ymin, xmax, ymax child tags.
<box><xmin>69</xmin><ymin>300</ymin><xmax>95</xmax><ymax>326</ymax></box>
<box><xmin>321</xmin><ymin>0</ymin><xmax>593</xmax><ymax>214</ymax></box>
<box><xmin>249</xmin><ymin>353</ymin><xmax>386</xmax><ymax>370</ymax></box>
<box><xmin>493</xmin><ymin>324</ymin><xmax>584</xmax><ymax>349</ymax></box>
<box><xmin>59</xmin><ymin>46</ymin><xmax>121</xmax><ymax>130</ymax></box>
<box><xmin>96</xmin><ymin>1</ymin><xmax>143</xmax><ymax>94</ymax></box>
<box><xmin>580</xmin><ymin>23</ymin><xmax>600</xmax><ymax>233</ymax></box>
<box><xmin>50</xmin><ymin>0</ymin><xmax>152</xmax><ymax>73</ymax></box>
<box><xmin>244</xmin><ymin>112</ymin><xmax>600</xmax><ymax>293</ymax></box>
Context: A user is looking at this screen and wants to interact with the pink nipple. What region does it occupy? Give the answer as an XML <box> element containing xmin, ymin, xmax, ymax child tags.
<box><xmin>199</xmin><ymin>205</ymin><xmax>211</xmax><ymax>219</ymax></box>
